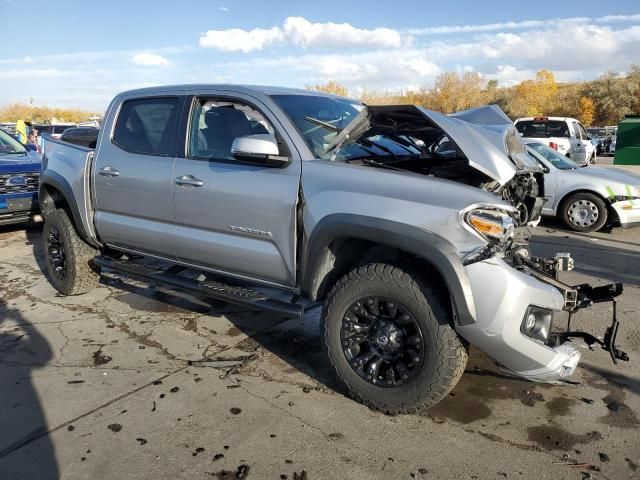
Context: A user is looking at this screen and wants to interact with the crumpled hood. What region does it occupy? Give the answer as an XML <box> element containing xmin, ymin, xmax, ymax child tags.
<box><xmin>0</xmin><ymin>150</ymin><xmax>41</xmax><ymax>173</ymax></box>
<box><xmin>325</xmin><ymin>104</ymin><xmax>537</xmax><ymax>186</ymax></box>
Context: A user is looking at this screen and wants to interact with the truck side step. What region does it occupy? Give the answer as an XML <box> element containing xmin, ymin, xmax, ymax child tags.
<box><xmin>93</xmin><ymin>256</ymin><xmax>304</xmax><ymax>318</ymax></box>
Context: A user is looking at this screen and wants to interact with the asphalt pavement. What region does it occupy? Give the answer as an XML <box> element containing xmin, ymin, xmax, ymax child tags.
<box><xmin>0</xmin><ymin>221</ymin><xmax>638</xmax><ymax>480</ymax></box>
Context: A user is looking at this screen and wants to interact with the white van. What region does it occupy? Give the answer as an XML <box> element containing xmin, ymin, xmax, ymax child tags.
<box><xmin>514</xmin><ymin>116</ymin><xmax>597</xmax><ymax>166</ymax></box>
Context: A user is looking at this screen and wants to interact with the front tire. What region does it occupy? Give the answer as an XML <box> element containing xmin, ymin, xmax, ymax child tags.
<box><xmin>43</xmin><ymin>208</ymin><xmax>99</xmax><ymax>295</ymax></box>
<box><xmin>561</xmin><ymin>192</ymin><xmax>608</xmax><ymax>232</ymax></box>
<box><xmin>321</xmin><ymin>263</ymin><xmax>468</xmax><ymax>414</ymax></box>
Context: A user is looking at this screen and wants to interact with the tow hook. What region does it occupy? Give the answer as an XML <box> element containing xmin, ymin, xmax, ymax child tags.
<box><xmin>549</xmin><ymin>283</ymin><xmax>629</xmax><ymax>364</ymax></box>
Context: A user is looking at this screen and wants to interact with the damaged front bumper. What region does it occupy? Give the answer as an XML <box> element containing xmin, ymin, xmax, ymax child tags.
<box><xmin>612</xmin><ymin>199</ymin><xmax>640</xmax><ymax>229</ymax></box>
<box><xmin>456</xmin><ymin>251</ymin><xmax>629</xmax><ymax>383</ymax></box>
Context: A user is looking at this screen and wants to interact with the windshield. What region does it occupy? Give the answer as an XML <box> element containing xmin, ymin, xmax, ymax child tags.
<box><xmin>515</xmin><ymin>120</ymin><xmax>569</xmax><ymax>138</ymax></box>
<box><xmin>526</xmin><ymin>142</ymin><xmax>577</xmax><ymax>170</ymax></box>
<box><xmin>272</xmin><ymin>94</ymin><xmax>451</xmax><ymax>162</ymax></box>
<box><xmin>270</xmin><ymin>94</ymin><xmax>366</xmax><ymax>158</ymax></box>
<box><xmin>587</xmin><ymin>128</ymin><xmax>606</xmax><ymax>137</ymax></box>
<box><xmin>0</xmin><ymin>129</ymin><xmax>27</xmax><ymax>154</ymax></box>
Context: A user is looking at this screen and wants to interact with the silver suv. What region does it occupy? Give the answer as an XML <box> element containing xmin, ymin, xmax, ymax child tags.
<box><xmin>38</xmin><ymin>85</ymin><xmax>628</xmax><ymax>413</ymax></box>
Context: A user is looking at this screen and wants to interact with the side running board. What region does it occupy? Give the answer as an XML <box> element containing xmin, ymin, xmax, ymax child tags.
<box><xmin>93</xmin><ymin>256</ymin><xmax>304</xmax><ymax>319</ymax></box>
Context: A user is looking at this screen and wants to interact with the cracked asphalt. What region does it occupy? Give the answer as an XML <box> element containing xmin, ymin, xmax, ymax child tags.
<box><xmin>0</xmin><ymin>222</ymin><xmax>638</xmax><ymax>480</ymax></box>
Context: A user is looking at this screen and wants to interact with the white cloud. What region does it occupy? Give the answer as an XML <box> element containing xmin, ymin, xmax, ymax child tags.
<box><xmin>199</xmin><ymin>16</ymin><xmax>403</xmax><ymax>52</ymax></box>
<box><xmin>281</xmin><ymin>17</ymin><xmax>402</xmax><ymax>49</ymax></box>
<box><xmin>219</xmin><ymin>6</ymin><xmax>228</xmax><ymax>12</ymax></box>
<box><xmin>407</xmin><ymin>13</ymin><xmax>640</xmax><ymax>36</ymax></box>
<box><xmin>597</xmin><ymin>13</ymin><xmax>640</xmax><ymax>23</ymax></box>
<box><xmin>417</xmin><ymin>23</ymin><xmax>640</xmax><ymax>74</ymax></box>
<box><xmin>131</xmin><ymin>53</ymin><xmax>170</xmax><ymax>66</ymax></box>
<box><xmin>199</xmin><ymin>26</ymin><xmax>283</xmax><ymax>53</ymax></box>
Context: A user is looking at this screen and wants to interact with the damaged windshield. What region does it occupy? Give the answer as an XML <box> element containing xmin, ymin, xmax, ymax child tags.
<box><xmin>271</xmin><ymin>94</ymin><xmax>362</xmax><ymax>158</ymax></box>
<box><xmin>271</xmin><ymin>94</ymin><xmax>456</xmax><ymax>163</ymax></box>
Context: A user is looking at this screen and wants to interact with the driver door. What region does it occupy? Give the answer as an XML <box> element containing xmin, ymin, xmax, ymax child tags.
<box><xmin>172</xmin><ymin>93</ymin><xmax>301</xmax><ymax>286</ymax></box>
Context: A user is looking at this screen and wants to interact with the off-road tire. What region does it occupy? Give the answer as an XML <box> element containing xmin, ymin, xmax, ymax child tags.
<box><xmin>43</xmin><ymin>208</ymin><xmax>99</xmax><ymax>295</ymax></box>
<box><xmin>560</xmin><ymin>192</ymin><xmax>608</xmax><ymax>233</ymax></box>
<box><xmin>321</xmin><ymin>263</ymin><xmax>468</xmax><ymax>414</ymax></box>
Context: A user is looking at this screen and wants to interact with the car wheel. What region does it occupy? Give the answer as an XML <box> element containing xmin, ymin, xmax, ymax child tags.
<box><xmin>561</xmin><ymin>192</ymin><xmax>608</xmax><ymax>233</ymax></box>
<box><xmin>43</xmin><ymin>208</ymin><xmax>99</xmax><ymax>295</ymax></box>
<box><xmin>321</xmin><ymin>263</ymin><xmax>468</xmax><ymax>414</ymax></box>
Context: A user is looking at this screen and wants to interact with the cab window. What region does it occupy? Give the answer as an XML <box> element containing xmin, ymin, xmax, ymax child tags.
<box><xmin>113</xmin><ymin>97</ymin><xmax>180</xmax><ymax>156</ymax></box>
<box><xmin>188</xmin><ymin>98</ymin><xmax>279</xmax><ymax>161</ymax></box>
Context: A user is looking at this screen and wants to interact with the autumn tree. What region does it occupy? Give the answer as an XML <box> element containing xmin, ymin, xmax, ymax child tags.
<box><xmin>577</xmin><ymin>97</ymin><xmax>595</xmax><ymax>126</ymax></box>
<box><xmin>512</xmin><ymin>70</ymin><xmax>558</xmax><ymax>117</ymax></box>
<box><xmin>584</xmin><ymin>69</ymin><xmax>640</xmax><ymax>125</ymax></box>
<box><xmin>0</xmin><ymin>103</ymin><xmax>101</xmax><ymax>123</ymax></box>
<box><xmin>430</xmin><ymin>71</ymin><xmax>486</xmax><ymax>113</ymax></box>
<box><xmin>305</xmin><ymin>81</ymin><xmax>349</xmax><ymax>97</ymax></box>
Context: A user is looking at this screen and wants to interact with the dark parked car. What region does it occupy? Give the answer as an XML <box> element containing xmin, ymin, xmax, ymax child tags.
<box><xmin>60</xmin><ymin>127</ymin><xmax>99</xmax><ymax>148</ymax></box>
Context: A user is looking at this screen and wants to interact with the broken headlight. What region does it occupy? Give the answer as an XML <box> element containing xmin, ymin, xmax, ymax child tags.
<box><xmin>461</xmin><ymin>206</ymin><xmax>517</xmax><ymax>265</ymax></box>
<box><xmin>463</xmin><ymin>207</ymin><xmax>515</xmax><ymax>243</ymax></box>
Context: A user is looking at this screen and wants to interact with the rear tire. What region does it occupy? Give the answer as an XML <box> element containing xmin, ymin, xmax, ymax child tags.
<box><xmin>560</xmin><ymin>192</ymin><xmax>608</xmax><ymax>233</ymax></box>
<box><xmin>321</xmin><ymin>263</ymin><xmax>468</xmax><ymax>414</ymax></box>
<box><xmin>42</xmin><ymin>208</ymin><xmax>99</xmax><ymax>295</ymax></box>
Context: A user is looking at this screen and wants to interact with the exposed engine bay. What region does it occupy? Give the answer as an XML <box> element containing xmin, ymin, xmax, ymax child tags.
<box><xmin>324</xmin><ymin>104</ymin><xmax>545</xmax><ymax>226</ymax></box>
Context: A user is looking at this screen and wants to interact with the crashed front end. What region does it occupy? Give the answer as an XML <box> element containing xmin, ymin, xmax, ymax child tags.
<box><xmin>458</xmin><ymin>218</ymin><xmax>628</xmax><ymax>382</ymax></box>
<box><xmin>328</xmin><ymin>103</ymin><xmax>629</xmax><ymax>382</ymax></box>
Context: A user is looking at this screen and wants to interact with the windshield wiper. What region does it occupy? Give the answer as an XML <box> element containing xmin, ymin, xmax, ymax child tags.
<box><xmin>344</xmin><ymin>156</ymin><xmax>407</xmax><ymax>172</ymax></box>
<box><xmin>304</xmin><ymin>116</ymin><xmax>342</xmax><ymax>133</ymax></box>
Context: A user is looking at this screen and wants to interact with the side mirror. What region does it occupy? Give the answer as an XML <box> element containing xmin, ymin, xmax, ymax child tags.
<box><xmin>231</xmin><ymin>134</ymin><xmax>288</xmax><ymax>166</ymax></box>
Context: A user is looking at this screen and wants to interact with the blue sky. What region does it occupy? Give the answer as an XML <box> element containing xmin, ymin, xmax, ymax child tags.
<box><xmin>1</xmin><ymin>0</ymin><xmax>639</xmax><ymax>111</ymax></box>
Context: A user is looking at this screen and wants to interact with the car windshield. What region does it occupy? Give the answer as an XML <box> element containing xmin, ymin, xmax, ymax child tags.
<box><xmin>516</xmin><ymin>120</ymin><xmax>569</xmax><ymax>138</ymax></box>
<box><xmin>526</xmin><ymin>142</ymin><xmax>577</xmax><ymax>170</ymax></box>
<box><xmin>270</xmin><ymin>94</ymin><xmax>364</xmax><ymax>158</ymax></box>
<box><xmin>271</xmin><ymin>94</ymin><xmax>444</xmax><ymax>162</ymax></box>
<box><xmin>587</xmin><ymin>128</ymin><xmax>606</xmax><ymax>137</ymax></box>
<box><xmin>0</xmin><ymin>129</ymin><xmax>27</xmax><ymax>154</ymax></box>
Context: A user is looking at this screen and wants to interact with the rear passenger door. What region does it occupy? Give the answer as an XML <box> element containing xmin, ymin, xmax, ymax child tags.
<box><xmin>172</xmin><ymin>93</ymin><xmax>301</xmax><ymax>287</ymax></box>
<box><xmin>93</xmin><ymin>96</ymin><xmax>184</xmax><ymax>257</ymax></box>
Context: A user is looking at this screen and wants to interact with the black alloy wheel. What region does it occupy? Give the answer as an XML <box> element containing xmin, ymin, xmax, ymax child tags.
<box><xmin>340</xmin><ymin>296</ymin><xmax>425</xmax><ymax>387</ymax></box>
<box><xmin>47</xmin><ymin>225</ymin><xmax>67</xmax><ymax>279</ymax></box>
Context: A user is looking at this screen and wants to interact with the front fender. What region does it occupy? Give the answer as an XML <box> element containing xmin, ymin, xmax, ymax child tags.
<box><xmin>301</xmin><ymin>214</ymin><xmax>477</xmax><ymax>325</ymax></box>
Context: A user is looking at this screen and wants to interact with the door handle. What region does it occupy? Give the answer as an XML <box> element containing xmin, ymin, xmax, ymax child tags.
<box><xmin>175</xmin><ymin>175</ymin><xmax>204</xmax><ymax>187</ymax></box>
<box><xmin>99</xmin><ymin>166</ymin><xmax>120</xmax><ymax>177</ymax></box>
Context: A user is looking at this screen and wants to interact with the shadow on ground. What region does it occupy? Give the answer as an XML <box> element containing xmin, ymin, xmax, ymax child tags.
<box><xmin>0</xmin><ymin>305</ymin><xmax>59</xmax><ymax>479</ymax></box>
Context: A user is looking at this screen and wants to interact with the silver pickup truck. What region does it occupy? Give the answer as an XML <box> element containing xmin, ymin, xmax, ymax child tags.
<box><xmin>38</xmin><ymin>85</ymin><xmax>628</xmax><ymax>413</ymax></box>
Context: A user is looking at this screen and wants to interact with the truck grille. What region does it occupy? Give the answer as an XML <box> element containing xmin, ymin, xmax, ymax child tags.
<box><xmin>0</xmin><ymin>172</ymin><xmax>40</xmax><ymax>195</ymax></box>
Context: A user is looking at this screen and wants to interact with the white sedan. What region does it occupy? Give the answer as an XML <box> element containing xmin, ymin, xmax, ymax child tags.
<box><xmin>525</xmin><ymin>141</ymin><xmax>640</xmax><ymax>232</ymax></box>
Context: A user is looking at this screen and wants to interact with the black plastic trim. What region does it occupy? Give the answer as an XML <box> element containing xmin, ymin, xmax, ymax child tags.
<box><xmin>38</xmin><ymin>171</ymin><xmax>101</xmax><ymax>248</ymax></box>
<box><xmin>301</xmin><ymin>214</ymin><xmax>477</xmax><ymax>325</ymax></box>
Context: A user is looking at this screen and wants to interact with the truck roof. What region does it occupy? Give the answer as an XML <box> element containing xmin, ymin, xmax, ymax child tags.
<box><xmin>118</xmin><ymin>84</ymin><xmax>347</xmax><ymax>99</ymax></box>
<box><xmin>515</xmin><ymin>116</ymin><xmax>577</xmax><ymax>122</ymax></box>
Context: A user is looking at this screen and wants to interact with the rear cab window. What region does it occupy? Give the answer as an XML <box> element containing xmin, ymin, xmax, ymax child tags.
<box><xmin>113</xmin><ymin>97</ymin><xmax>180</xmax><ymax>156</ymax></box>
<box><xmin>516</xmin><ymin>120</ymin><xmax>570</xmax><ymax>138</ymax></box>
